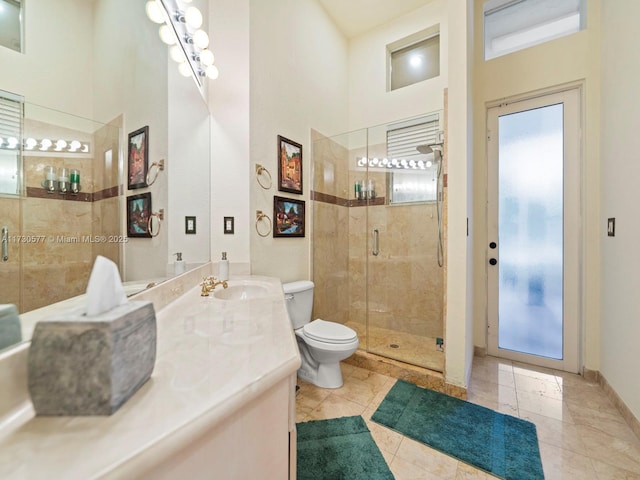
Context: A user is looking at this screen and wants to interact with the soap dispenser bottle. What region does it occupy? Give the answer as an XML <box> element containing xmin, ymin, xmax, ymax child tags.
<box><xmin>219</xmin><ymin>252</ymin><xmax>229</xmax><ymax>281</ymax></box>
<box><xmin>174</xmin><ymin>252</ymin><xmax>186</xmax><ymax>275</ymax></box>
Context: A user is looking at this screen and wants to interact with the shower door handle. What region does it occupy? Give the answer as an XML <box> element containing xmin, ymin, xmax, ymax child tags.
<box><xmin>1</xmin><ymin>226</ymin><xmax>8</xmax><ymax>262</ymax></box>
<box><xmin>372</xmin><ymin>228</ymin><xmax>379</xmax><ymax>256</ymax></box>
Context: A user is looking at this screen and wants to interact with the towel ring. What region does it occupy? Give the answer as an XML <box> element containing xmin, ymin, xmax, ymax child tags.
<box><xmin>146</xmin><ymin>159</ymin><xmax>165</xmax><ymax>186</ymax></box>
<box><xmin>147</xmin><ymin>209</ymin><xmax>164</xmax><ymax>238</ymax></box>
<box><xmin>255</xmin><ymin>210</ymin><xmax>272</xmax><ymax>237</ymax></box>
<box><xmin>255</xmin><ymin>164</ymin><xmax>272</xmax><ymax>190</ymax></box>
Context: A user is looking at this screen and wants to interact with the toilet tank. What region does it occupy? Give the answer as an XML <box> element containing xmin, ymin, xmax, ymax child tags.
<box><xmin>282</xmin><ymin>280</ymin><xmax>314</xmax><ymax>330</ymax></box>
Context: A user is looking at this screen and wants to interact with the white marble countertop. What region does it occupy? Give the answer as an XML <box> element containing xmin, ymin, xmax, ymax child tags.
<box><xmin>0</xmin><ymin>275</ymin><xmax>300</xmax><ymax>479</ymax></box>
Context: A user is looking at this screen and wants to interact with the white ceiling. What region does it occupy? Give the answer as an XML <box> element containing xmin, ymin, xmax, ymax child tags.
<box><xmin>318</xmin><ymin>0</ymin><xmax>436</xmax><ymax>38</ymax></box>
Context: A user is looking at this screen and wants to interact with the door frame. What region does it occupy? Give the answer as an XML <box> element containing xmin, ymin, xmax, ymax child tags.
<box><xmin>485</xmin><ymin>85</ymin><xmax>583</xmax><ymax>373</ymax></box>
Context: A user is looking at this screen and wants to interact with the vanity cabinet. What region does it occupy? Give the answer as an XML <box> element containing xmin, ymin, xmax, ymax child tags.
<box><xmin>0</xmin><ymin>273</ymin><xmax>301</xmax><ymax>479</ymax></box>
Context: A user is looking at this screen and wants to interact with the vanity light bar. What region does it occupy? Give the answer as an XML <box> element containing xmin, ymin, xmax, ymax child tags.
<box><xmin>146</xmin><ymin>0</ymin><xmax>219</xmax><ymax>87</ymax></box>
<box><xmin>0</xmin><ymin>137</ymin><xmax>90</xmax><ymax>154</ymax></box>
<box><xmin>356</xmin><ymin>157</ymin><xmax>433</xmax><ymax>170</ymax></box>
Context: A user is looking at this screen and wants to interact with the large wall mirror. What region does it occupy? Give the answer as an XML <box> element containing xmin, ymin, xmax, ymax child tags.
<box><xmin>0</xmin><ymin>0</ymin><xmax>211</xmax><ymax>353</ymax></box>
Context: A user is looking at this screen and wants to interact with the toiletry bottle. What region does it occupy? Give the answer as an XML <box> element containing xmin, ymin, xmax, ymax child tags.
<box><xmin>219</xmin><ymin>252</ymin><xmax>229</xmax><ymax>281</ymax></box>
<box><xmin>174</xmin><ymin>252</ymin><xmax>186</xmax><ymax>275</ymax></box>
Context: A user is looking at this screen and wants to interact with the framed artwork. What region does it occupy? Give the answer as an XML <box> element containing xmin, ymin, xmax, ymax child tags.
<box><xmin>273</xmin><ymin>196</ymin><xmax>305</xmax><ymax>237</ymax></box>
<box><xmin>128</xmin><ymin>126</ymin><xmax>149</xmax><ymax>190</ymax></box>
<box><xmin>185</xmin><ymin>216</ymin><xmax>196</xmax><ymax>234</ymax></box>
<box><xmin>127</xmin><ymin>192</ymin><xmax>152</xmax><ymax>238</ymax></box>
<box><xmin>277</xmin><ymin>135</ymin><xmax>303</xmax><ymax>194</ymax></box>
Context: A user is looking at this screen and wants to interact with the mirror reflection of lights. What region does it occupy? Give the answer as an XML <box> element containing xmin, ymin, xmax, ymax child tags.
<box><xmin>0</xmin><ymin>137</ymin><xmax>90</xmax><ymax>154</ymax></box>
<box><xmin>146</xmin><ymin>0</ymin><xmax>219</xmax><ymax>84</ymax></box>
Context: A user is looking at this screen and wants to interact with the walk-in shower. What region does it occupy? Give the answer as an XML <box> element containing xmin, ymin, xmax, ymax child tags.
<box><xmin>311</xmin><ymin>113</ymin><xmax>446</xmax><ymax>372</ymax></box>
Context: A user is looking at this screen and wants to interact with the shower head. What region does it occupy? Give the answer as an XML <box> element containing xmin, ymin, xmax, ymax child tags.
<box><xmin>416</xmin><ymin>143</ymin><xmax>443</xmax><ymax>159</ymax></box>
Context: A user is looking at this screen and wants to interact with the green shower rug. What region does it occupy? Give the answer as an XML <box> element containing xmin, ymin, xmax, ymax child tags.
<box><xmin>372</xmin><ymin>380</ymin><xmax>544</xmax><ymax>480</ymax></box>
<box><xmin>297</xmin><ymin>415</ymin><xmax>394</xmax><ymax>480</ymax></box>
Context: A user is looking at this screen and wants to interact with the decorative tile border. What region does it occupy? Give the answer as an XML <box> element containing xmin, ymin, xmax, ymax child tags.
<box><xmin>26</xmin><ymin>185</ymin><xmax>120</xmax><ymax>203</ymax></box>
<box><xmin>310</xmin><ymin>190</ymin><xmax>386</xmax><ymax>207</ymax></box>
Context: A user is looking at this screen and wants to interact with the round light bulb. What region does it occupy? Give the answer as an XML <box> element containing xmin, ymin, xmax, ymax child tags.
<box><xmin>169</xmin><ymin>45</ymin><xmax>185</xmax><ymax>63</ymax></box>
<box><xmin>69</xmin><ymin>140</ymin><xmax>81</xmax><ymax>151</ymax></box>
<box><xmin>426</xmin><ymin>160</ymin><xmax>433</xmax><ymax>168</ymax></box>
<box><xmin>81</xmin><ymin>144</ymin><xmax>89</xmax><ymax>153</ymax></box>
<box><xmin>7</xmin><ymin>137</ymin><xmax>18</xmax><ymax>148</ymax></box>
<box><xmin>200</xmin><ymin>49</ymin><xmax>214</xmax><ymax>66</ymax></box>
<box><xmin>145</xmin><ymin>0</ymin><xmax>165</xmax><ymax>24</ymax></box>
<box><xmin>184</xmin><ymin>7</ymin><xmax>203</xmax><ymax>29</ymax></box>
<box><xmin>159</xmin><ymin>25</ymin><xmax>176</xmax><ymax>45</ymax></box>
<box><xmin>25</xmin><ymin>137</ymin><xmax>37</xmax><ymax>150</ymax></box>
<box><xmin>193</xmin><ymin>29</ymin><xmax>209</xmax><ymax>49</ymax></box>
<box><xmin>205</xmin><ymin>64</ymin><xmax>219</xmax><ymax>79</ymax></box>
<box><xmin>55</xmin><ymin>139</ymin><xmax>67</xmax><ymax>151</ymax></box>
<box><xmin>178</xmin><ymin>62</ymin><xmax>192</xmax><ymax>77</ymax></box>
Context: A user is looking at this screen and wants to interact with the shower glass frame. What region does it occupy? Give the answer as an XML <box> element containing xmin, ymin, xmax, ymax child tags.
<box><xmin>311</xmin><ymin>112</ymin><xmax>445</xmax><ymax>372</ymax></box>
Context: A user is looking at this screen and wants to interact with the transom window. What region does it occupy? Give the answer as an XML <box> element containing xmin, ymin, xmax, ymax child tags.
<box><xmin>484</xmin><ymin>0</ymin><xmax>587</xmax><ymax>60</ymax></box>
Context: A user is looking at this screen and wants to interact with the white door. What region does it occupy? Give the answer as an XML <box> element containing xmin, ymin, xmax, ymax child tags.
<box><xmin>487</xmin><ymin>88</ymin><xmax>581</xmax><ymax>373</ymax></box>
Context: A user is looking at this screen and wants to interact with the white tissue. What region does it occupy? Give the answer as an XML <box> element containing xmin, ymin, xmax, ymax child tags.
<box><xmin>85</xmin><ymin>255</ymin><xmax>128</xmax><ymax>316</ymax></box>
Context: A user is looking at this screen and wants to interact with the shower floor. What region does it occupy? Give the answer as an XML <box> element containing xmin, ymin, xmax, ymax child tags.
<box><xmin>344</xmin><ymin>321</ymin><xmax>445</xmax><ymax>373</ymax></box>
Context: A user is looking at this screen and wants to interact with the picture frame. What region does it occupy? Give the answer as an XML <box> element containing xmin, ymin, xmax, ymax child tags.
<box><xmin>185</xmin><ymin>216</ymin><xmax>196</xmax><ymax>234</ymax></box>
<box><xmin>273</xmin><ymin>196</ymin><xmax>305</xmax><ymax>237</ymax></box>
<box><xmin>127</xmin><ymin>192</ymin><xmax>152</xmax><ymax>238</ymax></box>
<box><xmin>277</xmin><ymin>135</ymin><xmax>303</xmax><ymax>194</ymax></box>
<box><xmin>128</xmin><ymin>126</ymin><xmax>149</xmax><ymax>190</ymax></box>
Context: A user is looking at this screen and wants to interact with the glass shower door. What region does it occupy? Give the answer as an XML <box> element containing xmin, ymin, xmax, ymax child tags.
<box><xmin>0</xmin><ymin>91</ymin><xmax>23</xmax><ymax>351</ymax></box>
<box><xmin>311</xmin><ymin>113</ymin><xmax>445</xmax><ymax>373</ymax></box>
<box><xmin>364</xmin><ymin>121</ymin><xmax>444</xmax><ymax>372</ymax></box>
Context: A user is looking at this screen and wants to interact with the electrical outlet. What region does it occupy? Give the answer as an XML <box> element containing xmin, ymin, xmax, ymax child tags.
<box><xmin>607</xmin><ymin>217</ymin><xmax>615</xmax><ymax>237</ymax></box>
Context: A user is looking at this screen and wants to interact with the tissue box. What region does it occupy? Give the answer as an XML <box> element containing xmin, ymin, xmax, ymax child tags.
<box><xmin>28</xmin><ymin>301</ymin><xmax>156</xmax><ymax>416</ymax></box>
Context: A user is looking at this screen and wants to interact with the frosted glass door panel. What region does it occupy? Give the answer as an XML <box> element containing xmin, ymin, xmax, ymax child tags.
<box><xmin>498</xmin><ymin>104</ymin><xmax>564</xmax><ymax>359</ymax></box>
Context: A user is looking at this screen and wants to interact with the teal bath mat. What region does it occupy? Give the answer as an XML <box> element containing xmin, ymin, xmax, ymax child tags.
<box><xmin>297</xmin><ymin>415</ymin><xmax>394</xmax><ymax>480</ymax></box>
<box><xmin>372</xmin><ymin>380</ymin><xmax>544</xmax><ymax>480</ymax></box>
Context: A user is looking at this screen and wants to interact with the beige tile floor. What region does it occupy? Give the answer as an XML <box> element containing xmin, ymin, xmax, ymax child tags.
<box><xmin>295</xmin><ymin>355</ymin><xmax>640</xmax><ymax>479</ymax></box>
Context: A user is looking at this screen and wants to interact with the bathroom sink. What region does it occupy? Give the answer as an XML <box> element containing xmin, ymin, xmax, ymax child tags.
<box><xmin>213</xmin><ymin>282</ymin><xmax>271</xmax><ymax>300</ymax></box>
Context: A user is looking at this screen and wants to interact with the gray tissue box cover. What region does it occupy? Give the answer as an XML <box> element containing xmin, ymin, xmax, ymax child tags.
<box><xmin>28</xmin><ymin>301</ymin><xmax>156</xmax><ymax>416</ymax></box>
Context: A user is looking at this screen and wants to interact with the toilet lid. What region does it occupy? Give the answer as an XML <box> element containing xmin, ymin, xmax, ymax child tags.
<box><xmin>303</xmin><ymin>319</ymin><xmax>357</xmax><ymax>344</ymax></box>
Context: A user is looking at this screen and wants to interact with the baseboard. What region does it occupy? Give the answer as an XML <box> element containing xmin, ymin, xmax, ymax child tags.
<box><xmin>595</xmin><ymin>371</ymin><xmax>640</xmax><ymax>441</ymax></box>
<box><xmin>474</xmin><ymin>346</ymin><xmax>487</xmax><ymax>357</ymax></box>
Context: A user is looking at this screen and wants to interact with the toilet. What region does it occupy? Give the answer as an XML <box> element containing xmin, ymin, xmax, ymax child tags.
<box><xmin>283</xmin><ymin>280</ymin><xmax>358</xmax><ymax>388</ymax></box>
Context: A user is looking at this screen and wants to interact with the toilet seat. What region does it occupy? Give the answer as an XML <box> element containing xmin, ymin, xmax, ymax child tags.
<box><xmin>302</xmin><ymin>319</ymin><xmax>357</xmax><ymax>344</ymax></box>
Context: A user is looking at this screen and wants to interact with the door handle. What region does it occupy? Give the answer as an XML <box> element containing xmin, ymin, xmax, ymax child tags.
<box><xmin>1</xmin><ymin>226</ymin><xmax>8</xmax><ymax>262</ymax></box>
<box><xmin>372</xmin><ymin>228</ymin><xmax>379</xmax><ymax>256</ymax></box>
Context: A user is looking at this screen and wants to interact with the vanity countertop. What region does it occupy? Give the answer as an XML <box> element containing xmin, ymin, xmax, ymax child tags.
<box><xmin>0</xmin><ymin>275</ymin><xmax>300</xmax><ymax>479</ymax></box>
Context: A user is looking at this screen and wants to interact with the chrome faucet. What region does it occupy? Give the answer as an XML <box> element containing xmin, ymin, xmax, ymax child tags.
<box><xmin>200</xmin><ymin>276</ymin><xmax>228</xmax><ymax>296</ymax></box>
